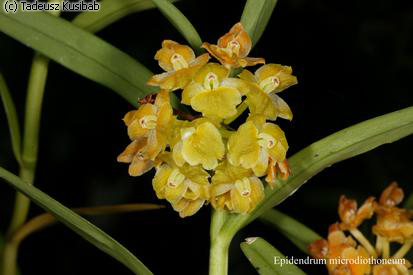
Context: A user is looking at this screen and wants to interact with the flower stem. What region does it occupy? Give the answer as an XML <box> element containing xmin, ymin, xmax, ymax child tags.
<box><xmin>350</xmin><ymin>229</ymin><xmax>377</xmax><ymax>257</ymax></box>
<box><xmin>209</xmin><ymin>236</ymin><xmax>230</xmax><ymax>275</ymax></box>
<box><xmin>224</xmin><ymin>100</ymin><xmax>248</xmax><ymax>125</ymax></box>
<box><xmin>209</xmin><ymin>209</ymin><xmax>231</xmax><ymax>275</ymax></box>
<box><xmin>393</xmin><ymin>240</ymin><xmax>413</xmax><ymax>259</ymax></box>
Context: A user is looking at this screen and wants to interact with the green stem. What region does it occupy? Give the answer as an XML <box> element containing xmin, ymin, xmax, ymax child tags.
<box><xmin>209</xmin><ymin>235</ymin><xmax>230</xmax><ymax>275</ymax></box>
<box><xmin>209</xmin><ymin>209</ymin><xmax>234</xmax><ymax>275</ymax></box>
<box><xmin>223</xmin><ymin>100</ymin><xmax>248</xmax><ymax>125</ymax></box>
<box><xmin>7</xmin><ymin>54</ymin><xmax>50</xmax><ymax>236</ymax></box>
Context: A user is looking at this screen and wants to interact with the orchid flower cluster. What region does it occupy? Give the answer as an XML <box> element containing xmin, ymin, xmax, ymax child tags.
<box><xmin>309</xmin><ymin>183</ymin><xmax>413</xmax><ymax>275</ymax></box>
<box><xmin>117</xmin><ymin>23</ymin><xmax>297</xmax><ymax>218</ymax></box>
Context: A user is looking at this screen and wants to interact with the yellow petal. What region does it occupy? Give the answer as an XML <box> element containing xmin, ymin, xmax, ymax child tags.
<box><xmin>181</xmin><ymin>82</ymin><xmax>204</xmax><ymax>105</ymax></box>
<box><xmin>230</xmin><ymin>187</ymin><xmax>250</xmax><ymax>214</ymax></box>
<box><xmin>172</xmin><ymin>199</ymin><xmax>189</xmax><ymax>212</ymax></box>
<box><xmin>221</xmin><ymin>78</ymin><xmax>250</xmax><ymax>95</ymax></box>
<box><xmin>212</xmin><ymin>161</ymin><xmax>253</xmax><ymax>185</ymax></box>
<box><xmin>122</xmin><ymin>110</ymin><xmax>137</xmax><ymax>126</ymax></box>
<box><xmin>152</xmin><ymin>164</ymin><xmax>173</xmax><ymax>199</ymax></box>
<box><xmin>227</xmin><ymin>121</ymin><xmax>260</xmax><ymax>169</ymax></box>
<box><xmin>239</xmin><ymin>69</ymin><xmax>257</xmax><ymax>83</ymax></box>
<box><xmin>246</xmin><ymin>84</ymin><xmax>278</xmax><ymax>120</ymax></box>
<box><xmin>191</xmin><ymin>87</ymin><xmax>241</xmax><ymax>119</ymax></box>
<box><xmin>255</xmin><ymin>64</ymin><xmax>297</xmax><ymax>93</ymax></box>
<box><xmin>179</xmin><ymin>199</ymin><xmax>205</xmax><ymax>218</ymax></box>
<box><xmin>181</xmin><ymin>122</ymin><xmax>225</xmax><ymax>170</ymax></box>
<box><xmin>193</xmin><ymin>63</ymin><xmax>229</xmax><ymax>85</ymax></box>
<box><xmin>249</xmin><ymin>177</ymin><xmax>265</xmax><ymax>210</ymax></box>
<box><xmin>269</xmin><ymin>93</ymin><xmax>293</xmax><ymax>120</ymax></box>
<box><xmin>252</xmin><ymin>148</ymin><xmax>269</xmax><ymax>177</ymax></box>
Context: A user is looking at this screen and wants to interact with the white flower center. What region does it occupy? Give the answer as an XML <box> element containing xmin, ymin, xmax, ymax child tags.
<box><xmin>203</xmin><ymin>72</ymin><xmax>219</xmax><ymax>90</ymax></box>
<box><xmin>227</xmin><ymin>39</ymin><xmax>240</xmax><ymax>56</ymax></box>
<box><xmin>139</xmin><ymin>115</ymin><xmax>158</xmax><ymax>129</ymax></box>
<box><xmin>235</xmin><ymin>178</ymin><xmax>251</xmax><ymax>197</ymax></box>
<box><xmin>259</xmin><ymin>76</ymin><xmax>280</xmax><ymax>94</ymax></box>
<box><xmin>167</xmin><ymin>168</ymin><xmax>186</xmax><ymax>188</ymax></box>
<box><xmin>170</xmin><ymin>53</ymin><xmax>189</xmax><ymax>71</ymax></box>
<box><xmin>258</xmin><ymin>133</ymin><xmax>276</xmax><ymax>149</ymax></box>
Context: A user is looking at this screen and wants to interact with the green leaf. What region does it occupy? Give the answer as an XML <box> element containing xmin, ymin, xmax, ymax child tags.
<box><xmin>0</xmin><ymin>10</ymin><xmax>156</xmax><ymax>107</ymax></box>
<box><xmin>259</xmin><ymin>209</ymin><xmax>322</xmax><ymax>254</ymax></box>
<box><xmin>240</xmin><ymin>0</ymin><xmax>279</xmax><ymax>46</ymax></box>
<box><xmin>0</xmin><ymin>166</ymin><xmax>152</xmax><ymax>274</ymax></box>
<box><xmin>151</xmin><ymin>0</ymin><xmax>203</xmax><ymax>50</ymax></box>
<box><xmin>222</xmin><ymin>106</ymin><xmax>413</xmax><ymax>237</ymax></box>
<box><xmin>241</xmin><ymin>237</ymin><xmax>306</xmax><ymax>275</ymax></box>
<box><xmin>72</xmin><ymin>0</ymin><xmax>180</xmax><ymax>33</ymax></box>
<box><xmin>404</xmin><ymin>192</ymin><xmax>413</xmax><ymax>210</ymax></box>
<box><xmin>0</xmin><ymin>73</ymin><xmax>22</xmax><ymax>165</ymax></box>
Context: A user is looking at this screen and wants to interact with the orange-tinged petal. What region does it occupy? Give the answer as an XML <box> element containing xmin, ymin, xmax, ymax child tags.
<box><xmin>129</xmin><ymin>156</ymin><xmax>154</xmax><ymax>176</ymax></box>
<box><xmin>379</xmin><ymin>182</ymin><xmax>404</xmax><ymax>207</ymax></box>
<box><xmin>239</xmin><ymin>57</ymin><xmax>265</xmax><ymax>67</ymax></box>
<box><xmin>262</xmin><ymin>123</ymin><xmax>288</xmax><ymax>162</ymax></box>
<box><xmin>217</xmin><ymin>22</ymin><xmax>252</xmax><ymax>58</ymax></box>
<box><xmin>155</xmin><ymin>40</ymin><xmax>195</xmax><ymax>72</ymax></box>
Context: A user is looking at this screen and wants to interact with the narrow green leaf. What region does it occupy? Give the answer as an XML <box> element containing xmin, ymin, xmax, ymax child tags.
<box><xmin>151</xmin><ymin>0</ymin><xmax>203</xmax><ymax>50</ymax></box>
<box><xmin>240</xmin><ymin>0</ymin><xmax>278</xmax><ymax>46</ymax></box>
<box><xmin>0</xmin><ymin>166</ymin><xmax>152</xmax><ymax>275</ymax></box>
<box><xmin>0</xmin><ymin>73</ymin><xmax>22</xmax><ymax>165</ymax></box>
<box><xmin>0</xmin><ymin>10</ymin><xmax>156</xmax><ymax>107</ymax></box>
<box><xmin>404</xmin><ymin>192</ymin><xmax>413</xmax><ymax>210</ymax></box>
<box><xmin>223</xmin><ymin>106</ymin><xmax>413</xmax><ymax>236</ymax></box>
<box><xmin>259</xmin><ymin>209</ymin><xmax>322</xmax><ymax>254</ymax></box>
<box><xmin>72</xmin><ymin>0</ymin><xmax>180</xmax><ymax>33</ymax></box>
<box><xmin>241</xmin><ymin>237</ymin><xmax>306</xmax><ymax>275</ymax></box>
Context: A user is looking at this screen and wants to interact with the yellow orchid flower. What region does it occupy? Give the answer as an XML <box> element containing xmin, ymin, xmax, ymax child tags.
<box><xmin>227</xmin><ymin>120</ymin><xmax>288</xmax><ymax>186</ymax></box>
<box><xmin>181</xmin><ymin>63</ymin><xmax>248</xmax><ymax>120</ymax></box>
<box><xmin>210</xmin><ymin>161</ymin><xmax>264</xmax><ymax>214</ymax></box>
<box><xmin>152</xmin><ymin>155</ymin><xmax>210</xmax><ymax>218</ymax></box>
<box><xmin>117</xmin><ymin>91</ymin><xmax>174</xmax><ymax>176</ymax></box>
<box><xmin>201</xmin><ymin>22</ymin><xmax>265</xmax><ymax>69</ymax></box>
<box><xmin>172</xmin><ymin>119</ymin><xmax>225</xmax><ymax>170</ymax></box>
<box><xmin>147</xmin><ymin>40</ymin><xmax>210</xmax><ymax>91</ymax></box>
<box><xmin>240</xmin><ymin>64</ymin><xmax>297</xmax><ymax>121</ymax></box>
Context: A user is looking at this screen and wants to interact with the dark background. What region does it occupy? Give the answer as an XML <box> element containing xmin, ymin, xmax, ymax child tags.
<box><xmin>0</xmin><ymin>0</ymin><xmax>412</xmax><ymax>274</ymax></box>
